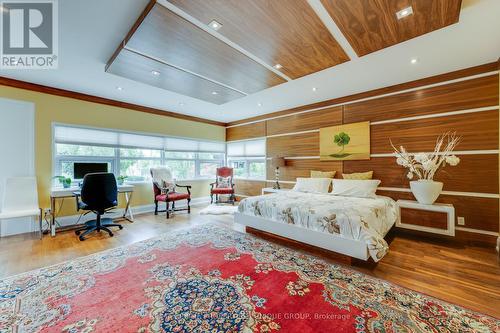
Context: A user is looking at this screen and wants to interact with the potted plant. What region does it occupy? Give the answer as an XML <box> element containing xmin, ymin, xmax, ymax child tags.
<box><xmin>53</xmin><ymin>176</ymin><xmax>72</xmax><ymax>188</ymax></box>
<box><xmin>117</xmin><ymin>175</ymin><xmax>128</xmax><ymax>185</ymax></box>
<box><xmin>391</xmin><ymin>132</ymin><xmax>460</xmax><ymax>205</ymax></box>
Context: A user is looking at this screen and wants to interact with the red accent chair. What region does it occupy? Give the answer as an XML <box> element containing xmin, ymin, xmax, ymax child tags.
<box><xmin>150</xmin><ymin>168</ymin><xmax>191</xmax><ymax>219</ymax></box>
<box><xmin>210</xmin><ymin>167</ymin><xmax>235</xmax><ymax>205</ymax></box>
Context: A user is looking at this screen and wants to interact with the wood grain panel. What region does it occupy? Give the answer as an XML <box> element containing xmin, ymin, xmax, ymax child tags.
<box><xmin>371</xmin><ymin>111</ymin><xmax>499</xmax><ymax>154</ymax></box>
<box><xmin>267</xmin><ymin>159</ymin><xmax>343</xmax><ymax>181</ymax></box>
<box><xmin>266</xmin><ymin>132</ymin><xmax>319</xmax><ymax>157</ymax></box>
<box><xmin>322</xmin><ymin>0</ymin><xmax>461</xmax><ymax>56</ymax></box>
<box><xmin>234</xmin><ymin>180</ymin><xmax>266</xmax><ymax>197</ymax></box>
<box><xmin>226</xmin><ymin>62</ymin><xmax>499</xmax><ymax>126</ymax></box>
<box><xmin>226</xmin><ymin>122</ymin><xmax>266</xmax><ymax>142</ymax></box>
<box><xmin>169</xmin><ymin>0</ymin><xmax>349</xmax><ymax>79</ymax></box>
<box><xmin>344</xmin><ymin>75</ymin><xmax>499</xmax><ymax>123</ymax></box>
<box><xmin>126</xmin><ymin>3</ymin><xmax>285</xmax><ymax>95</ymax></box>
<box><xmin>106</xmin><ymin>0</ymin><xmax>156</xmax><ymax>72</ymax></box>
<box><xmin>266</xmin><ymin>106</ymin><xmax>342</xmax><ymax>136</ymax></box>
<box><xmin>107</xmin><ymin>49</ymin><xmax>244</xmax><ymax>104</ymax></box>
<box><xmin>377</xmin><ymin>190</ymin><xmax>499</xmax><ymax>232</ymax></box>
<box><xmin>400</xmin><ymin>208</ymin><xmax>448</xmax><ymax>230</ymax></box>
<box><xmin>344</xmin><ymin>154</ymin><xmax>499</xmax><ymax>194</ymax></box>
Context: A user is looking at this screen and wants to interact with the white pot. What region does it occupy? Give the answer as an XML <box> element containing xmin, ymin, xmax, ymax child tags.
<box><xmin>410</xmin><ymin>180</ymin><xmax>443</xmax><ymax>205</ymax></box>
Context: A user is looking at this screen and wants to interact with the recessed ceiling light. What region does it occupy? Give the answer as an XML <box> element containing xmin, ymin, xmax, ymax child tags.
<box><xmin>274</xmin><ymin>64</ymin><xmax>283</xmax><ymax>70</ymax></box>
<box><xmin>179</xmin><ymin>102</ymin><xmax>185</xmax><ymax>106</ymax></box>
<box><xmin>411</xmin><ymin>58</ymin><xmax>418</xmax><ymax>64</ymax></box>
<box><xmin>116</xmin><ymin>86</ymin><xmax>123</xmax><ymax>91</ymax></box>
<box><xmin>257</xmin><ymin>103</ymin><xmax>263</xmax><ymax>107</ymax></box>
<box><xmin>312</xmin><ymin>87</ymin><xmax>317</xmax><ymax>92</ymax></box>
<box><xmin>396</xmin><ymin>6</ymin><xmax>413</xmax><ymax>20</ymax></box>
<box><xmin>151</xmin><ymin>70</ymin><xmax>160</xmax><ymax>76</ymax></box>
<box><xmin>209</xmin><ymin>20</ymin><xmax>222</xmax><ymax>31</ymax></box>
<box><xmin>212</xmin><ymin>91</ymin><xmax>218</xmax><ymax>95</ymax></box>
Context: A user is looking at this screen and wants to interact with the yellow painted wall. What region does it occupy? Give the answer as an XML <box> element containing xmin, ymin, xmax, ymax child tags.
<box><xmin>0</xmin><ymin>85</ymin><xmax>225</xmax><ymax>215</ymax></box>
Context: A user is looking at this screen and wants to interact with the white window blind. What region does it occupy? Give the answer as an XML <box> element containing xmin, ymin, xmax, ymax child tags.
<box><xmin>119</xmin><ymin>133</ymin><xmax>164</xmax><ymax>150</ymax></box>
<box><xmin>54</xmin><ymin>126</ymin><xmax>118</xmax><ymax>146</ymax></box>
<box><xmin>54</xmin><ymin>125</ymin><xmax>225</xmax><ymax>153</ymax></box>
<box><xmin>227</xmin><ymin>139</ymin><xmax>266</xmax><ymax>157</ymax></box>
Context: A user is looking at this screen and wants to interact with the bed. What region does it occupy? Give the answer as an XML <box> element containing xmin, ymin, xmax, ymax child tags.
<box><xmin>235</xmin><ymin>191</ymin><xmax>398</xmax><ymax>261</ymax></box>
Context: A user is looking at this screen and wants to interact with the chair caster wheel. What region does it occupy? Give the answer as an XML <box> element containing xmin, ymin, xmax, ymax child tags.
<box><xmin>109</xmin><ymin>233</ymin><xmax>114</xmax><ymax>237</ymax></box>
<box><xmin>75</xmin><ymin>230</ymin><xmax>80</xmax><ymax>235</ymax></box>
<box><xmin>79</xmin><ymin>236</ymin><xmax>85</xmax><ymax>241</ymax></box>
<box><xmin>119</xmin><ymin>225</ymin><xmax>123</xmax><ymax>230</ymax></box>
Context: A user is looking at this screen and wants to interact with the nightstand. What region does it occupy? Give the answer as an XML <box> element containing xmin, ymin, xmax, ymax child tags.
<box><xmin>261</xmin><ymin>187</ymin><xmax>291</xmax><ymax>195</ymax></box>
<box><xmin>396</xmin><ymin>200</ymin><xmax>455</xmax><ymax>236</ymax></box>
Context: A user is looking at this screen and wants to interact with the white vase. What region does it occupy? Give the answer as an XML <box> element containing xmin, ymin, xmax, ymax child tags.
<box><xmin>410</xmin><ymin>180</ymin><xmax>443</xmax><ymax>205</ymax></box>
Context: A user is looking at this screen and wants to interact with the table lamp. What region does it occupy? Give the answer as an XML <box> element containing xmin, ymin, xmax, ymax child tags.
<box><xmin>271</xmin><ymin>157</ymin><xmax>286</xmax><ymax>189</ymax></box>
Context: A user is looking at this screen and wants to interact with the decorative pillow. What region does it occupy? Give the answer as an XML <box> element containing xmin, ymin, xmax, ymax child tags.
<box><xmin>292</xmin><ymin>177</ymin><xmax>331</xmax><ymax>194</ymax></box>
<box><xmin>217</xmin><ymin>176</ymin><xmax>232</xmax><ymax>188</ymax></box>
<box><xmin>160</xmin><ymin>180</ymin><xmax>176</xmax><ymax>194</ymax></box>
<box><xmin>343</xmin><ymin>171</ymin><xmax>373</xmax><ymax>180</ymax></box>
<box><xmin>310</xmin><ymin>170</ymin><xmax>336</xmax><ymax>179</ymax></box>
<box><xmin>331</xmin><ymin>179</ymin><xmax>380</xmax><ymax>198</ymax></box>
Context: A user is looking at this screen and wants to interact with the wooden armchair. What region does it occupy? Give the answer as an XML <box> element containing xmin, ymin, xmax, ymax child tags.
<box><xmin>210</xmin><ymin>167</ymin><xmax>235</xmax><ymax>205</ymax></box>
<box><xmin>150</xmin><ymin>167</ymin><xmax>191</xmax><ymax>219</ymax></box>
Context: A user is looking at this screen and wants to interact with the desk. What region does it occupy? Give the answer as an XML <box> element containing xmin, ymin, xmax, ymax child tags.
<box><xmin>50</xmin><ymin>184</ymin><xmax>134</xmax><ymax>236</ymax></box>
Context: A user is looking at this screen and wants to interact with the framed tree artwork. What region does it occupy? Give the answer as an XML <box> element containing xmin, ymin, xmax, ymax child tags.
<box><xmin>319</xmin><ymin>121</ymin><xmax>370</xmax><ymax>161</ymax></box>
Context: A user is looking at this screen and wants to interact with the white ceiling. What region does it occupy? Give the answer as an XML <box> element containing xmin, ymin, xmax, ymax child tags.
<box><xmin>1</xmin><ymin>0</ymin><xmax>499</xmax><ymax>124</ymax></box>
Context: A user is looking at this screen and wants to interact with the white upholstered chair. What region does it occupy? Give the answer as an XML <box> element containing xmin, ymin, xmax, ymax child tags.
<box><xmin>0</xmin><ymin>177</ymin><xmax>43</xmax><ymax>239</ymax></box>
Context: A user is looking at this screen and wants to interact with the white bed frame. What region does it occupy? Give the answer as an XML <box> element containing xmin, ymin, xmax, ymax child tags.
<box><xmin>234</xmin><ymin>212</ymin><xmax>370</xmax><ymax>260</ymax></box>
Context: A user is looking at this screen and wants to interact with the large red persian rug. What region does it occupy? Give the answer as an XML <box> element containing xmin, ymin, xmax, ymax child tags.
<box><xmin>0</xmin><ymin>225</ymin><xmax>498</xmax><ymax>332</ymax></box>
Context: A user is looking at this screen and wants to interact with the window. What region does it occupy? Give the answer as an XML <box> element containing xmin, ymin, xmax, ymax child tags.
<box><xmin>53</xmin><ymin>125</ymin><xmax>225</xmax><ymax>182</ymax></box>
<box><xmin>227</xmin><ymin>139</ymin><xmax>266</xmax><ymax>179</ymax></box>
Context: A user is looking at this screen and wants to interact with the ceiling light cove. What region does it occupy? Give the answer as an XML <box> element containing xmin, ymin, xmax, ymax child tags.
<box><xmin>396</xmin><ymin>6</ymin><xmax>413</xmax><ymax>20</ymax></box>
<box><xmin>209</xmin><ymin>20</ymin><xmax>222</xmax><ymax>31</ymax></box>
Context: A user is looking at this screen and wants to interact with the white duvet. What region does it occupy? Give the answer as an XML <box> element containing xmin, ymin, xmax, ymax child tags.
<box><xmin>238</xmin><ymin>191</ymin><xmax>398</xmax><ymax>261</ymax></box>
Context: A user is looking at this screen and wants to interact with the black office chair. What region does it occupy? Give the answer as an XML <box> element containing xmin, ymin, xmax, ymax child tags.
<box><xmin>74</xmin><ymin>173</ymin><xmax>123</xmax><ymax>241</ymax></box>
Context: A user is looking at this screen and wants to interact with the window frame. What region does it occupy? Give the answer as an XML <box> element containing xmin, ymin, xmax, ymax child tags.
<box><xmin>226</xmin><ymin>138</ymin><xmax>267</xmax><ymax>180</ymax></box>
<box><xmin>52</xmin><ymin>124</ymin><xmax>225</xmax><ymax>183</ymax></box>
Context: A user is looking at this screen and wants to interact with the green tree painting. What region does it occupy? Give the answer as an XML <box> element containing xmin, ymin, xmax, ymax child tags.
<box><xmin>331</xmin><ymin>132</ymin><xmax>351</xmax><ymax>158</ymax></box>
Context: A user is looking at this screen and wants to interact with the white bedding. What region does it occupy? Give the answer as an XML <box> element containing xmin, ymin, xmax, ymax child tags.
<box><xmin>238</xmin><ymin>191</ymin><xmax>398</xmax><ymax>261</ymax></box>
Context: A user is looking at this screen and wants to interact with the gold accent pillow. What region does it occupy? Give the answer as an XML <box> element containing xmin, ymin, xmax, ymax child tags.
<box><xmin>342</xmin><ymin>171</ymin><xmax>373</xmax><ymax>180</ymax></box>
<box><xmin>310</xmin><ymin>170</ymin><xmax>336</xmax><ymax>179</ymax></box>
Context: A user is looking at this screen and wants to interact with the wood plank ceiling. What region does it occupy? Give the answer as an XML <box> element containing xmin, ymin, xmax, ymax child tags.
<box><xmin>106</xmin><ymin>0</ymin><xmax>462</xmax><ymax>105</ymax></box>
<box><xmin>321</xmin><ymin>0</ymin><xmax>462</xmax><ymax>56</ymax></box>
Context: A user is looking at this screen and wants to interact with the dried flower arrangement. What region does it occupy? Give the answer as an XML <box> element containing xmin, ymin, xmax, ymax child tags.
<box><xmin>391</xmin><ymin>132</ymin><xmax>461</xmax><ymax>180</ymax></box>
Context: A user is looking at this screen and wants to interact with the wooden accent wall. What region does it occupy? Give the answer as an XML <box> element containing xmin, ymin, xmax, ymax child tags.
<box><xmin>227</xmin><ymin>63</ymin><xmax>500</xmax><ymax>244</ymax></box>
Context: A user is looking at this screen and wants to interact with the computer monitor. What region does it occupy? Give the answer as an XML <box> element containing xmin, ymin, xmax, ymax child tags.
<box><xmin>73</xmin><ymin>162</ymin><xmax>109</xmax><ymax>179</ymax></box>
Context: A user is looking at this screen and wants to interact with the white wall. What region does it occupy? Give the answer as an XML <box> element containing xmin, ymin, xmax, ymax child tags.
<box><xmin>0</xmin><ymin>98</ymin><xmax>35</xmax><ymax>236</ymax></box>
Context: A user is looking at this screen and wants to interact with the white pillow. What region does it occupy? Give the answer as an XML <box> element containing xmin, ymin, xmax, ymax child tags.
<box><xmin>330</xmin><ymin>179</ymin><xmax>381</xmax><ymax>198</ymax></box>
<box><xmin>292</xmin><ymin>177</ymin><xmax>332</xmax><ymax>194</ymax></box>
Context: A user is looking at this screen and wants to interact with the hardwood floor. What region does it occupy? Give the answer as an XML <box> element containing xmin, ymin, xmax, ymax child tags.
<box><xmin>1</xmin><ymin>207</ymin><xmax>499</xmax><ymax>318</ymax></box>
